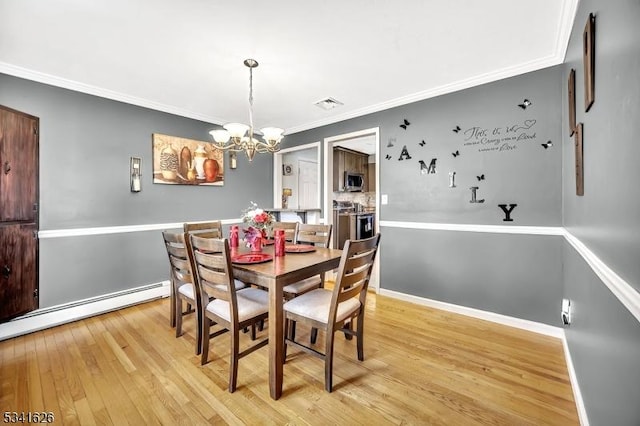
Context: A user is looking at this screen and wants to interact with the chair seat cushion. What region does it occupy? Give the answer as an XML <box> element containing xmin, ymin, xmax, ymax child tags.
<box><xmin>283</xmin><ymin>288</ymin><xmax>361</xmax><ymax>324</ymax></box>
<box><xmin>178</xmin><ymin>283</ymin><xmax>195</xmax><ymax>300</ymax></box>
<box><xmin>282</xmin><ymin>275</ymin><xmax>321</xmax><ymax>295</ymax></box>
<box><xmin>206</xmin><ymin>288</ymin><xmax>268</xmax><ymax>323</ymax></box>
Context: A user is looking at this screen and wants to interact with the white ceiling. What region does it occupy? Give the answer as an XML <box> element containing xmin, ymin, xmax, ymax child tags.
<box><xmin>0</xmin><ymin>0</ymin><xmax>578</xmax><ymax>136</ymax></box>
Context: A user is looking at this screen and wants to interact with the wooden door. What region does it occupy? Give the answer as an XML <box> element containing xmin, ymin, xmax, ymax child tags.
<box><xmin>297</xmin><ymin>159</ymin><xmax>318</xmax><ymax>208</ymax></box>
<box><xmin>0</xmin><ymin>224</ymin><xmax>38</xmax><ymax>320</ymax></box>
<box><xmin>1</xmin><ymin>106</ymin><xmax>38</xmax><ymax>222</ymax></box>
<box><xmin>0</xmin><ymin>105</ymin><xmax>39</xmax><ymax>322</ymax></box>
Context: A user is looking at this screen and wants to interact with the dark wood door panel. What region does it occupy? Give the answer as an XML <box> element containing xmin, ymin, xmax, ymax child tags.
<box><xmin>0</xmin><ymin>223</ymin><xmax>38</xmax><ymax>322</ymax></box>
<box><xmin>0</xmin><ymin>105</ymin><xmax>38</xmax><ymax>222</ymax></box>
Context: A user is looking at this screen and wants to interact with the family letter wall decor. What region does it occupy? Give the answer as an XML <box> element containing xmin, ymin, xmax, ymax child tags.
<box><xmin>583</xmin><ymin>13</ymin><xmax>596</xmax><ymax>112</ymax></box>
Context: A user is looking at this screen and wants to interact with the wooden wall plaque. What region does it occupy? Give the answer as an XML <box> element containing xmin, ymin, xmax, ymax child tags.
<box><xmin>568</xmin><ymin>69</ymin><xmax>576</xmax><ymax>135</ymax></box>
<box><xmin>583</xmin><ymin>13</ymin><xmax>595</xmax><ymax>112</ymax></box>
<box><xmin>575</xmin><ymin>123</ymin><xmax>584</xmax><ymax>196</ymax></box>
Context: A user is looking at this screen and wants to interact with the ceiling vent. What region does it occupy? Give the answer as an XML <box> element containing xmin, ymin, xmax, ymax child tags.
<box><xmin>313</xmin><ymin>97</ymin><xmax>344</xmax><ymax>110</ymax></box>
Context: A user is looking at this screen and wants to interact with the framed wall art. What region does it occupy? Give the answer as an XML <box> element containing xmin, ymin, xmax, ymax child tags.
<box><xmin>583</xmin><ymin>13</ymin><xmax>596</xmax><ymax>112</ymax></box>
<box><xmin>152</xmin><ymin>133</ymin><xmax>224</xmax><ymax>186</ymax></box>
<box><xmin>568</xmin><ymin>68</ymin><xmax>576</xmax><ymax>135</ymax></box>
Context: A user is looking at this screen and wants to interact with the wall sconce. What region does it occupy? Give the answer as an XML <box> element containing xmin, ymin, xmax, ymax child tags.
<box><xmin>130</xmin><ymin>157</ymin><xmax>142</xmax><ymax>192</ymax></box>
<box><xmin>282</xmin><ymin>188</ymin><xmax>292</xmax><ymax>209</ymax></box>
<box><xmin>229</xmin><ymin>151</ymin><xmax>237</xmax><ymax>169</ymax></box>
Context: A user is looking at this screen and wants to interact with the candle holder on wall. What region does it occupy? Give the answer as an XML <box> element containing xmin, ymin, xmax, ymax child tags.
<box><xmin>130</xmin><ymin>157</ymin><xmax>142</xmax><ymax>192</ymax></box>
<box><xmin>229</xmin><ymin>151</ymin><xmax>237</xmax><ymax>169</ymax></box>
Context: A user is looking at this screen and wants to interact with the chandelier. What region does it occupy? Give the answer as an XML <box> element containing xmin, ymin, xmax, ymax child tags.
<box><xmin>209</xmin><ymin>59</ymin><xmax>284</xmax><ymax>162</ymax></box>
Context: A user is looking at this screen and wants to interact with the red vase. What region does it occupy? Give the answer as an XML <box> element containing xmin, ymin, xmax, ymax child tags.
<box><xmin>203</xmin><ymin>158</ymin><xmax>219</xmax><ymax>182</ymax></box>
<box><xmin>251</xmin><ymin>236</ymin><xmax>263</xmax><ymax>252</ymax></box>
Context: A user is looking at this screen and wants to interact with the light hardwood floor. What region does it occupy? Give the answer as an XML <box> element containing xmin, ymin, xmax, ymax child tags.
<box><xmin>0</xmin><ymin>291</ymin><xmax>579</xmax><ymax>425</ymax></box>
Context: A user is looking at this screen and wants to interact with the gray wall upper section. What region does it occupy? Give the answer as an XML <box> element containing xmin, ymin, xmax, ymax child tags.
<box><xmin>562</xmin><ymin>0</ymin><xmax>640</xmax><ymax>291</ymax></box>
<box><xmin>285</xmin><ymin>66</ymin><xmax>563</xmax><ymax>226</ymax></box>
<box><xmin>0</xmin><ymin>73</ymin><xmax>274</xmax><ymax>230</ymax></box>
<box><xmin>0</xmin><ymin>73</ymin><xmax>273</xmax><ymax>307</ymax></box>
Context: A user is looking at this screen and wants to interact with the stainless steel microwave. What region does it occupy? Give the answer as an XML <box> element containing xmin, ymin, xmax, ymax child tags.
<box><xmin>344</xmin><ymin>171</ymin><xmax>364</xmax><ymax>192</ymax></box>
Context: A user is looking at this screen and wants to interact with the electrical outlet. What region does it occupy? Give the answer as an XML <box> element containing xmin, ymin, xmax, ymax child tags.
<box><xmin>561</xmin><ymin>298</ymin><xmax>572</xmax><ymax>325</ymax></box>
<box><xmin>381</xmin><ymin>194</ymin><xmax>388</xmax><ymax>205</ymax></box>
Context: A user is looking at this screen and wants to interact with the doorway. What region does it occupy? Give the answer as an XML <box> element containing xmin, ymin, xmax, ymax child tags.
<box><xmin>323</xmin><ymin>128</ymin><xmax>380</xmax><ymax>291</ymax></box>
<box><xmin>273</xmin><ymin>142</ymin><xmax>321</xmax><ymax>212</ymax></box>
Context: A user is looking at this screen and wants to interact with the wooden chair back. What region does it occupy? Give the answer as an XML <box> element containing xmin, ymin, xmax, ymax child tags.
<box><xmin>183</xmin><ymin>221</ymin><xmax>223</xmax><ymax>237</ymax></box>
<box><xmin>295</xmin><ymin>223</ymin><xmax>332</xmax><ymax>248</ymax></box>
<box><xmin>162</xmin><ymin>231</ymin><xmax>192</xmax><ymax>289</ymax></box>
<box><xmin>329</xmin><ymin>233</ymin><xmax>381</xmax><ymax>326</ymax></box>
<box><xmin>187</xmin><ymin>234</ymin><xmax>240</xmax><ymax>323</ymax></box>
<box><xmin>272</xmin><ymin>221</ymin><xmax>298</xmax><ymax>242</ymax></box>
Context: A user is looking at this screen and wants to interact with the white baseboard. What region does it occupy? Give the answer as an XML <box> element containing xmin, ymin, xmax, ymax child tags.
<box><xmin>378</xmin><ymin>288</ymin><xmax>564</xmax><ymax>338</ymax></box>
<box><xmin>562</xmin><ymin>335</ymin><xmax>589</xmax><ymax>426</ymax></box>
<box><xmin>0</xmin><ymin>281</ymin><xmax>171</xmax><ymax>342</ymax></box>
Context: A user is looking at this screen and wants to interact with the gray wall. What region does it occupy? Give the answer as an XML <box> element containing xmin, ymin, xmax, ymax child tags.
<box><xmin>561</xmin><ymin>0</ymin><xmax>640</xmax><ymax>423</ymax></box>
<box><xmin>0</xmin><ymin>73</ymin><xmax>273</xmax><ymax>307</ymax></box>
<box><xmin>285</xmin><ymin>66</ymin><xmax>564</xmax><ymax>326</ymax></box>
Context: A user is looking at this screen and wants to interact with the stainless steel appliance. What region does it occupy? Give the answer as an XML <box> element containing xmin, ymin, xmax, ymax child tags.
<box><xmin>332</xmin><ymin>201</ymin><xmax>375</xmax><ymax>248</ymax></box>
<box><xmin>355</xmin><ymin>213</ymin><xmax>375</xmax><ymax>239</ymax></box>
<box><xmin>344</xmin><ymin>171</ymin><xmax>364</xmax><ymax>192</ymax></box>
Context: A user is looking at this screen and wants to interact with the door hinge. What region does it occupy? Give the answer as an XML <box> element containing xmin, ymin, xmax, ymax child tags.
<box><xmin>33</xmin><ymin>202</ymin><xmax>38</xmax><ymax>212</ymax></box>
<box><xmin>33</xmin><ymin>230</ymin><xmax>38</xmax><ymax>239</ymax></box>
<box><xmin>33</xmin><ymin>125</ymin><xmax>38</xmax><ymax>136</ymax></box>
<box><xmin>33</xmin><ymin>288</ymin><xmax>39</xmax><ymax>299</ymax></box>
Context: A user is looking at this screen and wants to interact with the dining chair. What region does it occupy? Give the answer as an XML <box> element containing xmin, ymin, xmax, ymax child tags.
<box><xmin>187</xmin><ymin>234</ymin><xmax>269</xmax><ymax>393</ymax></box>
<box><xmin>282</xmin><ymin>223</ymin><xmax>333</xmax><ymax>300</ymax></box>
<box><xmin>272</xmin><ymin>221</ymin><xmax>298</xmax><ymax>242</ymax></box>
<box><xmin>283</xmin><ymin>233</ymin><xmax>380</xmax><ymax>392</ymax></box>
<box><xmin>162</xmin><ymin>230</ymin><xmax>202</xmax><ymax>354</ymax></box>
<box><xmin>183</xmin><ymin>220</ymin><xmax>223</xmax><ymax>237</ymax></box>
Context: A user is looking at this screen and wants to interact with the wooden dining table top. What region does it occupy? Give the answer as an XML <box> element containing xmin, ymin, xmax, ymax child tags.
<box><xmin>230</xmin><ymin>244</ymin><xmax>342</xmax><ymax>285</ymax></box>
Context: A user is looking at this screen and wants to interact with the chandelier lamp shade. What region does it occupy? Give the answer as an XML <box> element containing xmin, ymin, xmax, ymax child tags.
<box><xmin>209</xmin><ymin>59</ymin><xmax>284</xmax><ymax>162</ymax></box>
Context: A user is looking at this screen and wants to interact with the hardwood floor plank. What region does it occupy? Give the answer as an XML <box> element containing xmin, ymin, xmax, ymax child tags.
<box><xmin>0</xmin><ymin>292</ymin><xmax>579</xmax><ymax>425</ymax></box>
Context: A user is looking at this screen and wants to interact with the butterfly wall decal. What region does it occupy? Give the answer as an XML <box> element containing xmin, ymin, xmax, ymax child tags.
<box><xmin>518</xmin><ymin>99</ymin><xmax>532</xmax><ymax>109</ymax></box>
<box><xmin>452</xmin><ymin>125</ymin><xmax>461</xmax><ymax>133</ymax></box>
<box><xmin>419</xmin><ymin>140</ymin><xmax>426</xmax><ymax>147</ymax></box>
<box><xmin>385</xmin><ymin>154</ymin><xmax>392</xmax><ymax>160</ymax></box>
<box><xmin>387</xmin><ymin>138</ymin><xmax>396</xmax><ymax>147</ymax></box>
<box><xmin>452</xmin><ymin>150</ymin><xmax>460</xmax><ymax>157</ymax></box>
<box><xmin>541</xmin><ymin>140</ymin><xmax>553</xmax><ymax>149</ymax></box>
<box><xmin>399</xmin><ymin>119</ymin><xmax>410</xmax><ymax>130</ymax></box>
<box><xmin>476</xmin><ymin>174</ymin><xmax>485</xmax><ymax>181</ymax></box>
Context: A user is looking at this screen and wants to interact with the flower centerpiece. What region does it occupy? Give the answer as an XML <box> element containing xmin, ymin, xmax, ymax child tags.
<box><xmin>241</xmin><ymin>202</ymin><xmax>275</xmax><ymax>247</ymax></box>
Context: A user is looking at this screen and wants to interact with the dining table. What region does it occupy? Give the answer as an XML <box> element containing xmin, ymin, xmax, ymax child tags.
<box><xmin>230</xmin><ymin>242</ymin><xmax>343</xmax><ymax>400</ymax></box>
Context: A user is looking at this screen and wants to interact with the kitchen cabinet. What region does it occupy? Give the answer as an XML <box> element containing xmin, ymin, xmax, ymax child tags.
<box><xmin>333</xmin><ymin>147</ymin><xmax>369</xmax><ymax>192</ymax></box>
<box><xmin>367</xmin><ymin>163</ymin><xmax>375</xmax><ymax>192</ymax></box>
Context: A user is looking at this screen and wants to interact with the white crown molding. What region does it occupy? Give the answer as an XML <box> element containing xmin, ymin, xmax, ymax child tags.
<box><xmin>379</xmin><ymin>288</ymin><xmax>564</xmax><ymax>338</ymax></box>
<box><xmin>286</xmin><ymin>55</ymin><xmax>562</xmax><ymax>135</ymax></box>
<box><xmin>0</xmin><ymin>281</ymin><xmax>170</xmax><ymax>342</ymax></box>
<box><xmin>38</xmin><ymin>218</ymin><xmax>241</xmax><ymax>239</ymax></box>
<box><xmin>379</xmin><ymin>220</ymin><xmax>565</xmax><ymax>236</ymax></box>
<box><xmin>562</xmin><ymin>335</ymin><xmax>590</xmax><ymax>426</ymax></box>
<box><xmin>555</xmin><ymin>0</ymin><xmax>581</xmax><ymax>63</ymax></box>
<box><xmin>0</xmin><ymin>62</ymin><xmax>224</xmax><ymax>125</ymax></box>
